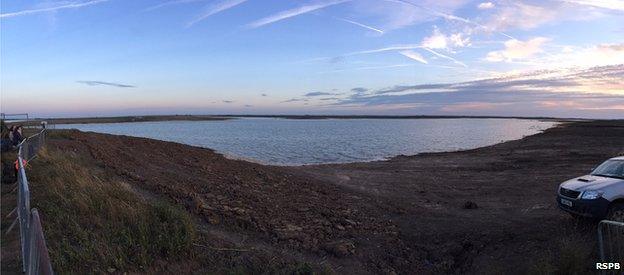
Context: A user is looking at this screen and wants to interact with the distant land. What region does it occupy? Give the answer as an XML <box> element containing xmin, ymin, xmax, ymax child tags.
<box><xmin>11</xmin><ymin>114</ymin><xmax>597</xmax><ymax>125</ymax></box>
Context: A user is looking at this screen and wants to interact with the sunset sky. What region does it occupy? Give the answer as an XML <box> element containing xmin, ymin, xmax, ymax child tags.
<box><xmin>1</xmin><ymin>0</ymin><xmax>623</xmax><ymax>118</ymax></box>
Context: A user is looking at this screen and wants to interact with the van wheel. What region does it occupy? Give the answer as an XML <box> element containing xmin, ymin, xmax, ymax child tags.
<box><xmin>607</xmin><ymin>203</ymin><xmax>624</xmax><ymax>222</ymax></box>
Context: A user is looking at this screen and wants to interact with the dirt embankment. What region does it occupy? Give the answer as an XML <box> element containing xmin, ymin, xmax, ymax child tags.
<box><xmin>8</xmin><ymin>120</ymin><xmax>624</xmax><ymax>274</ymax></box>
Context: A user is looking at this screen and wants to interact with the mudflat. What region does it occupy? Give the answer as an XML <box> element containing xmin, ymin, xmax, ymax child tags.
<box><xmin>15</xmin><ymin>120</ymin><xmax>624</xmax><ymax>273</ymax></box>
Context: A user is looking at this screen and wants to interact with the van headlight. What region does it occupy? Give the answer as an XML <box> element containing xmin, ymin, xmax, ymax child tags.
<box><xmin>581</xmin><ymin>190</ymin><xmax>604</xmax><ymax>200</ymax></box>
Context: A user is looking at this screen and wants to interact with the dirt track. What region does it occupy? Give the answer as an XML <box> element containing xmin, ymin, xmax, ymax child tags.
<box><xmin>43</xmin><ymin>120</ymin><xmax>624</xmax><ymax>273</ymax></box>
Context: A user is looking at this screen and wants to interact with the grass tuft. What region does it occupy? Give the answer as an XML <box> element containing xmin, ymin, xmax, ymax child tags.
<box><xmin>27</xmin><ymin>147</ymin><xmax>194</xmax><ymax>273</ymax></box>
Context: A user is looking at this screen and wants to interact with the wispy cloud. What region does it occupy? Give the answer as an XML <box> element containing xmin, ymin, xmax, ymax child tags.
<box><xmin>77</xmin><ymin>81</ymin><xmax>135</xmax><ymax>88</ymax></box>
<box><xmin>486</xmin><ymin>37</ymin><xmax>550</xmax><ymax>62</ymax></box>
<box><xmin>421</xmin><ymin>27</ymin><xmax>470</xmax><ymax>50</ymax></box>
<box><xmin>478</xmin><ymin>2</ymin><xmax>495</xmax><ymax>9</ymax></box>
<box><xmin>304</xmin><ymin>91</ymin><xmax>342</xmax><ymax>97</ymax></box>
<box><xmin>335</xmin><ymin>17</ymin><xmax>384</xmax><ymax>34</ymax></box>
<box><xmin>332</xmin><ymin>65</ymin><xmax>624</xmax><ymax>117</ymax></box>
<box><xmin>247</xmin><ymin>0</ymin><xmax>351</xmax><ymax>29</ymax></box>
<box><xmin>341</xmin><ymin>64</ymin><xmax>623</xmax><ymax>100</ymax></box>
<box><xmin>223</xmin><ymin>100</ymin><xmax>234</xmax><ymax>103</ymax></box>
<box><xmin>561</xmin><ymin>0</ymin><xmax>624</xmax><ymax>11</ymax></box>
<box><xmin>1</xmin><ymin>0</ymin><xmax>109</xmax><ymax>18</ymax></box>
<box><xmin>281</xmin><ymin>98</ymin><xmax>309</xmax><ymax>103</ymax></box>
<box><xmin>385</xmin><ymin>0</ymin><xmax>516</xmax><ymax>39</ymax></box>
<box><xmin>187</xmin><ymin>0</ymin><xmax>247</xmax><ymax>27</ymax></box>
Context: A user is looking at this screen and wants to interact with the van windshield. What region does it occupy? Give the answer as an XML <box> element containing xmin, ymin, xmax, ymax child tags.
<box><xmin>591</xmin><ymin>160</ymin><xmax>624</xmax><ymax>179</ymax></box>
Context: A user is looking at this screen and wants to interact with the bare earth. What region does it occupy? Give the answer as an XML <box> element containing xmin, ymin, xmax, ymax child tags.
<box><xmin>7</xmin><ymin>120</ymin><xmax>624</xmax><ymax>273</ymax></box>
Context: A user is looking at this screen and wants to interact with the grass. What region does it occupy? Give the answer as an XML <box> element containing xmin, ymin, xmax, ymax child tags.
<box><xmin>26</xmin><ymin>147</ymin><xmax>195</xmax><ymax>273</ymax></box>
<box><xmin>526</xmin><ymin>228</ymin><xmax>596</xmax><ymax>275</ymax></box>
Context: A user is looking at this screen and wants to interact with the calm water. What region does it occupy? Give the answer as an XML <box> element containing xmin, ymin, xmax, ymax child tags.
<box><xmin>58</xmin><ymin>118</ymin><xmax>556</xmax><ymax>165</ymax></box>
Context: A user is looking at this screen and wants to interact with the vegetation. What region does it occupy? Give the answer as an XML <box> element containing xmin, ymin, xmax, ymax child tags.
<box><xmin>27</xmin><ymin>147</ymin><xmax>194</xmax><ymax>273</ymax></box>
<box><xmin>527</xmin><ymin>227</ymin><xmax>596</xmax><ymax>275</ymax></box>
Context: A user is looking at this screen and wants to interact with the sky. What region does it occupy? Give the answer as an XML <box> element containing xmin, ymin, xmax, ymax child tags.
<box><xmin>1</xmin><ymin>0</ymin><xmax>623</xmax><ymax>118</ymax></box>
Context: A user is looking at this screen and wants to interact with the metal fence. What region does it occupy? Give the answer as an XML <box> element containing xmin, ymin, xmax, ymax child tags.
<box><xmin>14</xmin><ymin>129</ymin><xmax>54</xmax><ymax>274</ymax></box>
<box><xmin>598</xmin><ymin>220</ymin><xmax>624</xmax><ymax>269</ymax></box>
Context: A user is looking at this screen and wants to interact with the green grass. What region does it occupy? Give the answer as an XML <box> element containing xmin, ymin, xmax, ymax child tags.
<box><xmin>26</xmin><ymin>147</ymin><xmax>195</xmax><ymax>273</ymax></box>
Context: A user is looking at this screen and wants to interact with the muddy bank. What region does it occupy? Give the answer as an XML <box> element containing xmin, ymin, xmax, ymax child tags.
<box><xmin>28</xmin><ymin>120</ymin><xmax>624</xmax><ymax>273</ymax></box>
<box><xmin>27</xmin><ymin>115</ymin><xmax>231</xmax><ymax>125</ymax></box>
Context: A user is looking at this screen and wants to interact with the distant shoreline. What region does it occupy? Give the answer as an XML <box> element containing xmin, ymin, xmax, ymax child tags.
<box><xmin>23</xmin><ymin>115</ymin><xmax>231</xmax><ymax>125</ymax></box>
<box><xmin>18</xmin><ymin>114</ymin><xmax>592</xmax><ymax>125</ymax></box>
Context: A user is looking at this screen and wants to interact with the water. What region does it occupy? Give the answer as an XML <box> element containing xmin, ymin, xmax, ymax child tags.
<box><xmin>57</xmin><ymin>118</ymin><xmax>556</xmax><ymax>165</ymax></box>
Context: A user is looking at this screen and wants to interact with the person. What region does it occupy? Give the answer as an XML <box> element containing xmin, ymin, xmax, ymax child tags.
<box><xmin>7</xmin><ymin>125</ymin><xmax>15</xmax><ymax>143</ymax></box>
<box><xmin>11</xmin><ymin>125</ymin><xmax>24</xmax><ymax>146</ymax></box>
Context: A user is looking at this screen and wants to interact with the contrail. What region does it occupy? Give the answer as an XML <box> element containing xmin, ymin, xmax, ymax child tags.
<box><xmin>422</xmin><ymin>47</ymin><xmax>467</xmax><ymax>67</ymax></box>
<box><xmin>1</xmin><ymin>0</ymin><xmax>109</xmax><ymax>18</ymax></box>
<box><xmin>247</xmin><ymin>0</ymin><xmax>351</xmax><ymax>29</ymax></box>
<box><xmin>398</xmin><ymin>50</ymin><xmax>428</xmax><ymax>64</ymax></box>
<box><xmin>336</xmin><ymin>17</ymin><xmax>384</xmax><ymax>34</ymax></box>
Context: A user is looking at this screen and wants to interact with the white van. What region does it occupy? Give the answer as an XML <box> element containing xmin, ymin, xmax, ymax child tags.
<box><xmin>557</xmin><ymin>156</ymin><xmax>624</xmax><ymax>221</ymax></box>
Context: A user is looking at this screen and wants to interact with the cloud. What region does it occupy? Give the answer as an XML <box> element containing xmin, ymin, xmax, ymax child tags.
<box><xmin>421</xmin><ymin>27</ymin><xmax>471</xmax><ymax>50</ymax></box>
<box><xmin>483</xmin><ymin>2</ymin><xmax>558</xmax><ymax>32</ymax></box>
<box><xmin>351</xmin><ymin>87</ymin><xmax>368</xmax><ymax>94</ymax></box>
<box><xmin>335</xmin><ymin>17</ymin><xmax>384</xmax><ymax>34</ymax></box>
<box><xmin>187</xmin><ymin>0</ymin><xmax>247</xmax><ymax>27</ymax></box>
<box><xmin>333</xmin><ymin>65</ymin><xmax>624</xmax><ymax>114</ymax></box>
<box><xmin>304</xmin><ymin>91</ymin><xmax>336</xmax><ymax>97</ymax></box>
<box><xmin>281</xmin><ymin>98</ymin><xmax>309</xmax><ymax>103</ymax></box>
<box><xmin>223</xmin><ymin>100</ymin><xmax>234</xmax><ymax>103</ymax></box>
<box><xmin>77</xmin><ymin>81</ymin><xmax>135</xmax><ymax>88</ymax></box>
<box><xmin>421</xmin><ymin>28</ymin><xmax>448</xmax><ymax>49</ymax></box>
<box><xmin>358</xmin><ymin>0</ymin><xmax>471</xmax><ymax>31</ymax></box>
<box><xmin>261</xmin><ymin>93</ymin><xmax>268</xmax><ymax>97</ymax></box>
<box><xmin>244</xmin><ymin>104</ymin><xmax>253</xmax><ymax>107</ymax></box>
<box><xmin>561</xmin><ymin>0</ymin><xmax>624</xmax><ymax>11</ymax></box>
<box><xmin>398</xmin><ymin>50</ymin><xmax>428</xmax><ymax>64</ymax></box>
<box><xmin>486</xmin><ymin>37</ymin><xmax>550</xmax><ymax>62</ymax></box>
<box><xmin>545</xmin><ymin>43</ymin><xmax>624</xmax><ymax>68</ymax></box>
<box><xmin>247</xmin><ymin>0</ymin><xmax>351</xmax><ymax>28</ymax></box>
<box><xmin>478</xmin><ymin>2</ymin><xmax>495</xmax><ymax>9</ymax></box>
<box><xmin>1</xmin><ymin>0</ymin><xmax>109</xmax><ymax>18</ymax></box>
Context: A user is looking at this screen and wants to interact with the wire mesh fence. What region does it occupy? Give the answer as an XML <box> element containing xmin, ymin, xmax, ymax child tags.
<box><xmin>16</xmin><ymin>154</ymin><xmax>31</xmax><ymax>272</ymax></box>
<box><xmin>27</xmin><ymin>209</ymin><xmax>54</xmax><ymax>275</ymax></box>
<box><xmin>18</xmin><ymin>130</ymin><xmax>46</xmax><ymax>162</ymax></box>
<box><xmin>14</xmin><ymin>128</ymin><xmax>53</xmax><ymax>274</ymax></box>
